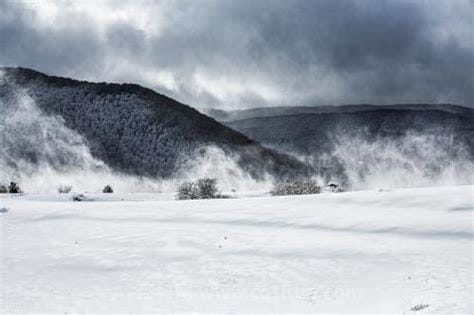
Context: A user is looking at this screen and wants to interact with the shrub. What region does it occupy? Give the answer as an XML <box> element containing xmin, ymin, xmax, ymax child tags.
<box><xmin>411</xmin><ymin>304</ymin><xmax>429</xmax><ymax>311</ymax></box>
<box><xmin>57</xmin><ymin>184</ymin><xmax>73</xmax><ymax>194</ymax></box>
<box><xmin>197</xmin><ymin>178</ymin><xmax>218</xmax><ymax>199</ymax></box>
<box><xmin>176</xmin><ymin>178</ymin><xmax>220</xmax><ymax>200</ymax></box>
<box><xmin>102</xmin><ymin>185</ymin><xmax>114</xmax><ymax>193</ymax></box>
<box><xmin>72</xmin><ymin>193</ymin><xmax>87</xmax><ymax>201</ymax></box>
<box><xmin>270</xmin><ymin>180</ymin><xmax>321</xmax><ymax>196</ymax></box>
<box><xmin>0</xmin><ymin>184</ymin><xmax>7</xmax><ymax>193</ymax></box>
<box><xmin>176</xmin><ymin>182</ymin><xmax>200</xmax><ymax>200</ymax></box>
<box><xmin>8</xmin><ymin>182</ymin><xmax>21</xmax><ymax>194</ymax></box>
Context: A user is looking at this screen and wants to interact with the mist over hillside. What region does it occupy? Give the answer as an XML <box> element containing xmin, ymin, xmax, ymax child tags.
<box><xmin>219</xmin><ymin>105</ymin><xmax>474</xmax><ymax>189</ymax></box>
<box><xmin>1</xmin><ymin>67</ymin><xmax>472</xmax><ymax>191</ymax></box>
<box><xmin>0</xmin><ymin>67</ymin><xmax>309</xmax><ymax>191</ymax></box>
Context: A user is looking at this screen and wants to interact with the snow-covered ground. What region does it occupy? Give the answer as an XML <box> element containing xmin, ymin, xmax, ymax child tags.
<box><xmin>1</xmin><ymin>185</ymin><xmax>473</xmax><ymax>313</ymax></box>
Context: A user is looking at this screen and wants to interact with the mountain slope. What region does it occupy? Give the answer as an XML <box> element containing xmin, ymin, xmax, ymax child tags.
<box><xmin>216</xmin><ymin>105</ymin><xmax>474</xmax><ymax>187</ymax></box>
<box><xmin>0</xmin><ymin>67</ymin><xmax>308</xmax><ymax>179</ymax></box>
<box><xmin>222</xmin><ymin>107</ymin><xmax>474</xmax><ymax>155</ymax></box>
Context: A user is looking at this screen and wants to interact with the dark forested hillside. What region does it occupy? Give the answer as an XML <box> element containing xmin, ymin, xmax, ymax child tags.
<box><xmin>0</xmin><ymin>67</ymin><xmax>308</xmax><ymax>179</ymax></box>
<box><xmin>216</xmin><ymin>105</ymin><xmax>474</xmax><ymax>186</ymax></box>
<box><xmin>222</xmin><ymin>106</ymin><xmax>474</xmax><ymax>156</ymax></box>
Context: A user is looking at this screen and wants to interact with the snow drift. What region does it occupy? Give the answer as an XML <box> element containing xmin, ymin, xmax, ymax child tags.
<box><xmin>1</xmin><ymin>185</ymin><xmax>472</xmax><ymax>313</ymax></box>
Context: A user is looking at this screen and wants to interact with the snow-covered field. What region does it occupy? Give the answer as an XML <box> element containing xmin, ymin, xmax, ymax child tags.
<box><xmin>1</xmin><ymin>186</ymin><xmax>473</xmax><ymax>313</ymax></box>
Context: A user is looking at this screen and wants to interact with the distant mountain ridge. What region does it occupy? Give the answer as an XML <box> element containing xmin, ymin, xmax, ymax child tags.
<box><xmin>205</xmin><ymin>104</ymin><xmax>474</xmax><ymax>122</ymax></box>
<box><xmin>211</xmin><ymin>104</ymin><xmax>474</xmax><ymax>187</ymax></box>
<box><xmin>0</xmin><ymin>67</ymin><xmax>309</xmax><ymax>179</ymax></box>
<box><xmin>219</xmin><ymin>105</ymin><xmax>474</xmax><ymax>156</ymax></box>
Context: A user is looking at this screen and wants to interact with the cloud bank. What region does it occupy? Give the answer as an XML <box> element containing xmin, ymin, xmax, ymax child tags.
<box><xmin>0</xmin><ymin>0</ymin><xmax>472</xmax><ymax>109</ymax></box>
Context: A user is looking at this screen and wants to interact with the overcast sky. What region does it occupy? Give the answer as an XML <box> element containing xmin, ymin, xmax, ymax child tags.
<box><xmin>1</xmin><ymin>0</ymin><xmax>472</xmax><ymax>109</ymax></box>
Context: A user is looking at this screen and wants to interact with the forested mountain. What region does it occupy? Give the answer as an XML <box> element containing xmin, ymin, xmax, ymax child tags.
<box><xmin>206</xmin><ymin>104</ymin><xmax>473</xmax><ymax>122</ymax></box>
<box><xmin>219</xmin><ymin>105</ymin><xmax>474</xmax><ymax>157</ymax></box>
<box><xmin>2</xmin><ymin>67</ymin><xmax>471</xmax><ymax>187</ymax></box>
<box><xmin>0</xmin><ymin>67</ymin><xmax>309</xmax><ymax>179</ymax></box>
<box><xmin>212</xmin><ymin>105</ymin><xmax>474</xmax><ymax>187</ymax></box>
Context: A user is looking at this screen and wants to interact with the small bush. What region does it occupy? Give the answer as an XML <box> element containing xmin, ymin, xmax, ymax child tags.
<box><xmin>270</xmin><ymin>180</ymin><xmax>321</xmax><ymax>196</ymax></box>
<box><xmin>57</xmin><ymin>184</ymin><xmax>73</xmax><ymax>194</ymax></box>
<box><xmin>197</xmin><ymin>178</ymin><xmax>218</xmax><ymax>199</ymax></box>
<box><xmin>176</xmin><ymin>178</ymin><xmax>220</xmax><ymax>200</ymax></box>
<box><xmin>102</xmin><ymin>185</ymin><xmax>114</xmax><ymax>193</ymax></box>
<box><xmin>8</xmin><ymin>182</ymin><xmax>21</xmax><ymax>194</ymax></box>
<box><xmin>0</xmin><ymin>184</ymin><xmax>7</xmax><ymax>194</ymax></box>
<box><xmin>72</xmin><ymin>193</ymin><xmax>87</xmax><ymax>202</ymax></box>
<box><xmin>176</xmin><ymin>182</ymin><xmax>200</xmax><ymax>200</ymax></box>
<box><xmin>411</xmin><ymin>304</ymin><xmax>429</xmax><ymax>311</ymax></box>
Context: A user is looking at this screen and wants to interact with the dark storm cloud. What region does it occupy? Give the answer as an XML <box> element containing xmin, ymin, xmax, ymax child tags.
<box><xmin>0</xmin><ymin>1</ymin><xmax>104</xmax><ymax>75</ymax></box>
<box><xmin>0</xmin><ymin>0</ymin><xmax>472</xmax><ymax>108</ymax></box>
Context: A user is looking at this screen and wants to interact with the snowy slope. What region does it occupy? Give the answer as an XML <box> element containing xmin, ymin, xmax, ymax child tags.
<box><xmin>1</xmin><ymin>186</ymin><xmax>473</xmax><ymax>313</ymax></box>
